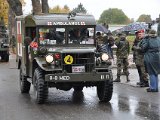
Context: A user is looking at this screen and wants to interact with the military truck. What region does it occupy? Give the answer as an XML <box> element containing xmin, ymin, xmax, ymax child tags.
<box><xmin>0</xmin><ymin>19</ymin><xmax>9</xmax><ymax>62</ymax></box>
<box><xmin>16</xmin><ymin>13</ymin><xmax>113</xmax><ymax>104</ymax></box>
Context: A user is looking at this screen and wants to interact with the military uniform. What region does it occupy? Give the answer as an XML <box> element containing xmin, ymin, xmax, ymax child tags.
<box><xmin>10</xmin><ymin>35</ymin><xmax>16</xmax><ymax>54</ymax></box>
<box><xmin>114</xmin><ymin>34</ymin><xmax>130</xmax><ymax>82</ymax></box>
<box><xmin>102</xmin><ymin>35</ymin><xmax>114</xmax><ymax>58</ymax></box>
<box><xmin>132</xmin><ymin>37</ymin><xmax>149</xmax><ymax>87</ymax></box>
<box><xmin>96</xmin><ymin>34</ymin><xmax>104</xmax><ymax>45</ymax></box>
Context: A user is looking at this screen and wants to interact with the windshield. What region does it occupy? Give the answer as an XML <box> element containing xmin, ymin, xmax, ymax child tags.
<box><xmin>38</xmin><ymin>27</ymin><xmax>95</xmax><ymax>45</ymax></box>
<box><xmin>68</xmin><ymin>27</ymin><xmax>94</xmax><ymax>45</ymax></box>
<box><xmin>39</xmin><ymin>27</ymin><xmax>65</xmax><ymax>45</ymax></box>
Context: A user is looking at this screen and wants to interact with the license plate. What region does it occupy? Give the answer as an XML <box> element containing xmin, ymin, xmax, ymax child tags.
<box><xmin>72</xmin><ymin>66</ymin><xmax>85</xmax><ymax>73</ymax></box>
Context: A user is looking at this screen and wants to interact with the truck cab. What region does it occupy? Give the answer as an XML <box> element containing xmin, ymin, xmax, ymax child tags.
<box><xmin>16</xmin><ymin>13</ymin><xmax>113</xmax><ymax>104</ymax></box>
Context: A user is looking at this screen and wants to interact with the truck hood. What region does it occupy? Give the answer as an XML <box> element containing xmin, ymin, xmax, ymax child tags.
<box><xmin>47</xmin><ymin>47</ymin><xmax>96</xmax><ymax>53</ymax></box>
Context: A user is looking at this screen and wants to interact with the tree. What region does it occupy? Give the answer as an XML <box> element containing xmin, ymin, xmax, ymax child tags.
<box><xmin>6</xmin><ymin>0</ymin><xmax>26</xmax><ymax>36</ymax></box>
<box><xmin>137</xmin><ymin>14</ymin><xmax>152</xmax><ymax>23</ymax></box>
<box><xmin>130</xmin><ymin>18</ymin><xmax>135</xmax><ymax>23</ymax></box>
<box><xmin>98</xmin><ymin>8</ymin><xmax>130</xmax><ymax>24</ymax></box>
<box><xmin>0</xmin><ymin>0</ymin><xmax>9</xmax><ymax>25</ymax></box>
<box><xmin>31</xmin><ymin>0</ymin><xmax>41</xmax><ymax>14</ymax></box>
<box><xmin>42</xmin><ymin>0</ymin><xmax>49</xmax><ymax>13</ymax></box>
<box><xmin>50</xmin><ymin>5</ymin><xmax>61</xmax><ymax>13</ymax></box>
<box><xmin>72</xmin><ymin>3</ymin><xmax>87</xmax><ymax>14</ymax></box>
<box><xmin>49</xmin><ymin>5</ymin><xmax>70</xmax><ymax>13</ymax></box>
<box><xmin>7</xmin><ymin>0</ymin><xmax>50</xmax><ymax>15</ymax></box>
<box><xmin>7</xmin><ymin>0</ymin><xmax>22</xmax><ymax>16</ymax></box>
<box><xmin>63</xmin><ymin>5</ymin><xmax>70</xmax><ymax>13</ymax></box>
<box><xmin>32</xmin><ymin>0</ymin><xmax>49</xmax><ymax>14</ymax></box>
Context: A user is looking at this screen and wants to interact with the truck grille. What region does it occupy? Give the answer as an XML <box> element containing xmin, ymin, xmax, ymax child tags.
<box><xmin>62</xmin><ymin>53</ymin><xmax>95</xmax><ymax>73</ymax></box>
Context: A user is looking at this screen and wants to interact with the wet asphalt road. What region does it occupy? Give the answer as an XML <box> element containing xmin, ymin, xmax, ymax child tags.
<box><xmin>0</xmin><ymin>59</ymin><xmax>160</xmax><ymax>120</ymax></box>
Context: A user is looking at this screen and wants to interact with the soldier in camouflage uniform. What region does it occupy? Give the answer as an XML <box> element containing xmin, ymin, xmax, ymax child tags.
<box><xmin>114</xmin><ymin>33</ymin><xmax>130</xmax><ymax>82</ymax></box>
<box><xmin>132</xmin><ymin>30</ymin><xmax>149</xmax><ymax>87</ymax></box>
<box><xmin>96</xmin><ymin>32</ymin><xmax>115</xmax><ymax>59</ymax></box>
<box><xmin>96</xmin><ymin>32</ymin><xmax>103</xmax><ymax>44</ymax></box>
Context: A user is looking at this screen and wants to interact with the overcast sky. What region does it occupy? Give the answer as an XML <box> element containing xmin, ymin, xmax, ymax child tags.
<box><xmin>24</xmin><ymin>0</ymin><xmax>160</xmax><ymax>21</ymax></box>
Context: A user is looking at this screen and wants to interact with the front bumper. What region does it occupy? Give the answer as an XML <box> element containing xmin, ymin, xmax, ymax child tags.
<box><xmin>45</xmin><ymin>72</ymin><xmax>112</xmax><ymax>82</ymax></box>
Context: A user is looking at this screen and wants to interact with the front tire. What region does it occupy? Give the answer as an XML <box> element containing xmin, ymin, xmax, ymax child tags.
<box><xmin>19</xmin><ymin>66</ymin><xmax>31</xmax><ymax>93</ymax></box>
<box><xmin>97</xmin><ymin>80</ymin><xmax>113</xmax><ymax>102</ymax></box>
<box><xmin>33</xmin><ymin>68</ymin><xmax>48</xmax><ymax>104</ymax></box>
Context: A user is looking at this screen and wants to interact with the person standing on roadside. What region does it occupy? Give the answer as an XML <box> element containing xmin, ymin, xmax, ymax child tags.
<box><xmin>132</xmin><ymin>30</ymin><xmax>149</xmax><ymax>87</ymax></box>
<box><xmin>114</xmin><ymin>32</ymin><xmax>130</xmax><ymax>82</ymax></box>
<box><xmin>10</xmin><ymin>35</ymin><xmax>16</xmax><ymax>54</ymax></box>
<box><xmin>140</xmin><ymin>29</ymin><xmax>160</xmax><ymax>92</ymax></box>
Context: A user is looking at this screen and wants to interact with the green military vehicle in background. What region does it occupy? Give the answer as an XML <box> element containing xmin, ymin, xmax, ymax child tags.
<box><xmin>16</xmin><ymin>13</ymin><xmax>113</xmax><ymax>104</ymax></box>
<box><xmin>0</xmin><ymin>18</ymin><xmax>9</xmax><ymax>62</ymax></box>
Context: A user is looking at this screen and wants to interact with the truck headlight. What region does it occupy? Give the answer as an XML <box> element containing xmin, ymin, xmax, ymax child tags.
<box><xmin>101</xmin><ymin>53</ymin><xmax>109</xmax><ymax>61</ymax></box>
<box><xmin>45</xmin><ymin>54</ymin><xmax>54</xmax><ymax>63</ymax></box>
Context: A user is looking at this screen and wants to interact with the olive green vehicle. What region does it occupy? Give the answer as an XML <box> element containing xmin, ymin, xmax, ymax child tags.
<box><xmin>0</xmin><ymin>24</ymin><xmax>9</xmax><ymax>62</ymax></box>
<box><xmin>16</xmin><ymin>13</ymin><xmax>113</xmax><ymax>104</ymax></box>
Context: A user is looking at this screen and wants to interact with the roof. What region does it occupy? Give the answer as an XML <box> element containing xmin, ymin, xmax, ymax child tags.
<box><xmin>23</xmin><ymin>13</ymin><xmax>96</xmax><ymax>26</ymax></box>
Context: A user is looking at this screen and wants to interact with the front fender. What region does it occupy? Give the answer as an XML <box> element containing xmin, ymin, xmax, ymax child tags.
<box><xmin>34</xmin><ymin>57</ymin><xmax>47</xmax><ymax>71</ymax></box>
<box><xmin>34</xmin><ymin>57</ymin><xmax>62</xmax><ymax>71</ymax></box>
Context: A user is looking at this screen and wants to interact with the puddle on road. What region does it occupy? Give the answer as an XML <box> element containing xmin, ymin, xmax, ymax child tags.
<box><xmin>110</xmin><ymin>93</ymin><xmax>160</xmax><ymax>120</ymax></box>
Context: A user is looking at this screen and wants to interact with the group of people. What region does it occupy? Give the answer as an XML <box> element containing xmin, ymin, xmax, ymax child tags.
<box><xmin>114</xmin><ymin>29</ymin><xmax>160</xmax><ymax>92</ymax></box>
<box><xmin>96</xmin><ymin>29</ymin><xmax>160</xmax><ymax>92</ymax></box>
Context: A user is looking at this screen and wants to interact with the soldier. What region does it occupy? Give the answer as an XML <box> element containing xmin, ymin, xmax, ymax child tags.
<box><xmin>103</xmin><ymin>32</ymin><xmax>115</xmax><ymax>58</ymax></box>
<box><xmin>10</xmin><ymin>35</ymin><xmax>16</xmax><ymax>54</ymax></box>
<box><xmin>132</xmin><ymin>30</ymin><xmax>149</xmax><ymax>87</ymax></box>
<box><xmin>140</xmin><ymin>29</ymin><xmax>160</xmax><ymax>92</ymax></box>
<box><xmin>96</xmin><ymin>32</ymin><xmax>114</xmax><ymax>59</ymax></box>
<box><xmin>96</xmin><ymin>32</ymin><xmax>103</xmax><ymax>44</ymax></box>
<box><xmin>114</xmin><ymin>32</ymin><xmax>130</xmax><ymax>82</ymax></box>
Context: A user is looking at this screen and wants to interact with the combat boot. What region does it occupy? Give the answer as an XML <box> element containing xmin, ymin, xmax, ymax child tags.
<box><xmin>113</xmin><ymin>76</ymin><xmax>121</xmax><ymax>82</ymax></box>
<box><xmin>140</xmin><ymin>81</ymin><xmax>149</xmax><ymax>87</ymax></box>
